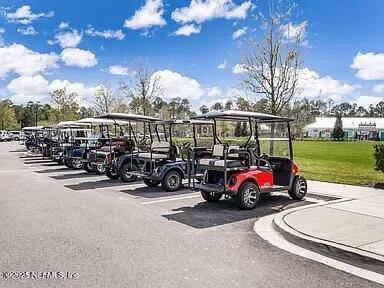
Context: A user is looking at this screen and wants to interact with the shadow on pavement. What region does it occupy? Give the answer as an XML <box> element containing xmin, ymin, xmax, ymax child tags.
<box><xmin>51</xmin><ymin>172</ymin><xmax>101</xmax><ymax>180</ymax></box>
<box><xmin>162</xmin><ymin>194</ymin><xmax>312</xmax><ymax>229</ymax></box>
<box><xmin>120</xmin><ymin>185</ymin><xmax>197</xmax><ymax>199</ymax></box>
<box><xmin>65</xmin><ymin>179</ymin><xmax>129</xmax><ymax>190</ymax></box>
<box><xmin>19</xmin><ymin>155</ymin><xmax>43</xmax><ymax>159</ymax></box>
<box><xmin>35</xmin><ymin>167</ymin><xmax>70</xmax><ymax>173</ymax></box>
<box><xmin>10</xmin><ymin>149</ymin><xmax>27</xmax><ymax>153</ymax></box>
<box><xmin>24</xmin><ymin>160</ymin><xmax>55</xmax><ymax>164</ymax></box>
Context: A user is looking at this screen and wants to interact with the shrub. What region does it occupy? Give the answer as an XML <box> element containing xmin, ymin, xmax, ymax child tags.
<box><xmin>373</xmin><ymin>144</ymin><xmax>384</xmax><ymax>172</ymax></box>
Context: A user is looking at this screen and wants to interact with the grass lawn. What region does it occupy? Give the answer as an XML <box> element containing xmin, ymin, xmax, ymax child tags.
<box><xmin>293</xmin><ymin>141</ymin><xmax>384</xmax><ymax>186</ymax></box>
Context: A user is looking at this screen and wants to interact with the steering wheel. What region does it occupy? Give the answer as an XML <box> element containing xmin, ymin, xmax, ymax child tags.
<box><xmin>181</xmin><ymin>141</ymin><xmax>192</xmax><ymax>149</ymax></box>
<box><xmin>139</xmin><ymin>136</ymin><xmax>150</xmax><ymax>146</ymax></box>
<box><xmin>260</xmin><ymin>153</ymin><xmax>271</xmax><ymax>161</ymax></box>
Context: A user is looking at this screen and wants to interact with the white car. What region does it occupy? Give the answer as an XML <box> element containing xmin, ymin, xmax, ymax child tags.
<box><xmin>9</xmin><ymin>131</ymin><xmax>24</xmax><ymax>141</ymax></box>
<box><xmin>0</xmin><ymin>130</ymin><xmax>10</xmax><ymax>142</ymax></box>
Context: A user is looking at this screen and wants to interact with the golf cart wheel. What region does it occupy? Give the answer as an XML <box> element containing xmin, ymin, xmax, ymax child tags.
<box><xmin>105</xmin><ymin>167</ymin><xmax>119</xmax><ymax>180</ymax></box>
<box><xmin>64</xmin><ymin>159</ymin><xmax>71</xmax><ymax>168</ymax></box>
<box><xmin>143</xmin><ymin>178</ymin><xmax>161</xmax><ymax>187</ymax></box>
<box><xmin>288</xmin><ymin>176</ymin><xmax>307</xmax><ymax>200</ymax></box>
<box><xmin>201</xmin><ymin>191</ymin><xmax>222</xmax><ymax>202</ymax></box>
<box><xmin>71</xmin><ymin>159</ymin><xmax>83</xmax><ymax>170</ymax></box>
<box><xmin>93</xmin><ymin>157</ymin><xmax>106</xmax><ymax>174</ymax></box>
<box><xmin>119</xmin><ymin>163</ymin><xmax>138</xmax><ymax>183</ymax></box>
<box><xmin>162</xmin><ymin>171</ymin><xmax>182</xmax><ymax>192</ymax></box>
<box><xmin>236</xmin><ymin>182</ymin><xmax>260</xmax><ymax>210</ymax></box>
<box><xmin>83</xmin><ymin>162</ymin><xmax>93</xmax><ymax>173</ymax></box>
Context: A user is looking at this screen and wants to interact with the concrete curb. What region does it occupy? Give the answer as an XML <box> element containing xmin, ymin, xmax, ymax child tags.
<box><xmin>272</xmin><ymin>199</ymin><xmax>384</xmax><ymax>273</ymax></box>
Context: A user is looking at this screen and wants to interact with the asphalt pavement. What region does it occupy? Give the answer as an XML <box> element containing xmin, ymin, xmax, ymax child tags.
<box><xmin>0</xmin><ymin>141</ymin><xmax>382</xmax><ymax>288</ymax></box>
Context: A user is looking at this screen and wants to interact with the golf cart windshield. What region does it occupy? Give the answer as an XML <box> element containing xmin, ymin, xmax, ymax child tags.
<box><xmin>257</xmin><ymin>122</ymin><xmax>291</xmax><ymax>158</ymax></box>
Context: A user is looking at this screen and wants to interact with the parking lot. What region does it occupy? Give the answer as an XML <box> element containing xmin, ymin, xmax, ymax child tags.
<box><xmin>0</xmin><ymin>141</ymin><xmax>381</xmax><ymax>288</ymax></box>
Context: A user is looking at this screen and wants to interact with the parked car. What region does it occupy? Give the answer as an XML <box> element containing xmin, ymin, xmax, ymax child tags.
<box><xmin>9</xmin><ymin>131</ymin><xmax>24</xmax><ymax>141</ymax></box>
<box><xmin>0</xmin><ymin>130</ymin><xmax>7</xmax><ymax>141</ymax></box>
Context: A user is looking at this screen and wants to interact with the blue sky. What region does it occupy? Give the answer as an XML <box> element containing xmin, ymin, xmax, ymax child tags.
<box><xmin>0</xmin><ymin>0</ymin><xmax>383</xmax><ymax>110</ymax></box>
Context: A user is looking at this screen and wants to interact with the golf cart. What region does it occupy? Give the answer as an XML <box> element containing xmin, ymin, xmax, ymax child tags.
<box><xmin>76</xmin><ymin>117</ymin><xmax>134</xmax><ymax>176</ymax></box>
<box><xmin>119</xmin><ymin>118</ymin><xmax>215</xmax><ymax>191</ymax></box>
<box><xmin>22</xmin><ymin>126</ymin><xmax>44</xmax><ymax>151</ymax></box>
<box><xmin>187</xmin><ymin>110</ymin><xmax>307</xmax><ymax>210</ymax></box>
<box><xmin>96</xmin><ymin>113</ymin><xmax>160</xmax><ymax>182</ymax></box>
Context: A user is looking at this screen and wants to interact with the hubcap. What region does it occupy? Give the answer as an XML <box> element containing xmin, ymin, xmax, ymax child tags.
<box><xmin>168</xmin><ymin>175</ymin><xmax>179</xmax><ymax>188</ymax></box>
<box><xmin>73</xmin><ymin>159</ymin><xmax>82</xmax><ymax>168</ymax></box>
<box><xmin>243</xmin><ymin>188</ymin><xmax>257</xmax><ymax>206</ymax></box>
<box><xmin>97</xmin><ymin>162</ymin><xmax>105</xmax><ymax>173</ymax></box>
<box><xmin>297</xmin><ymin>180</ymin><xmax>307</xmax><ymax>196</ymax></box>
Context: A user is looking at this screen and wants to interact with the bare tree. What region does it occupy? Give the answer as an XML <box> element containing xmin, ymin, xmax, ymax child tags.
<box><xmin>119</xmin><ymin>58</ymin><xmax>163</xmax><ymax>116</ymax></box>
<box><xmin>93</xmin><ymin>83</ymin><xmax>117</xmax><ymax>115</ymax></box>
<box><xmin>242</xmin><ymin>0</ymin><xmax>304</xmax><ymax>116</ymax></box>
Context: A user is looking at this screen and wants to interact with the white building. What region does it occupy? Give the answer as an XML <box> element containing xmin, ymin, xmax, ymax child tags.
<box><xmin>304</xmin><ymin>117</ymin><xmax>384</xmax><ymax>141</ymax></box>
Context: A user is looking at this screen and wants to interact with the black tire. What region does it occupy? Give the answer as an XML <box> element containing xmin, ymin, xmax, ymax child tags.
<box><xmin>83</xmin><ymin>162</ymin><xmax>93</xmax><ymax>173</ymax></box>
<box><xmin>236</xmin><ymin>182</ymin><xmax>260</xmax><ymax>210</ymax></box>
<box><xmin>143</xmin><ymin>178</ymin><xmax>161</xmax><ymax>187</ymax></box>
<box><xmin>64</xmin><ymin>159</ymin><xmax>71</xmax><ymax>168</ymax></box>
<box><xmin>119</xmin><ymin>162</ymin><xmax>138</xmax><ymax>183</ymax></box>
<box><xmin>288</xmin><ymin>176</ymin><xmax>307</xmax><ymax>200</ymax></box>
<box><xmin>105</xmin><ymin>167</ymin><xmax>119</xmax><ymax>180</ymax></box>
<box><xmin>201</xmin><ymin>191</ymin><xmax>222</xmax><ymax>202</ymax></box>
<box><xmin>93</xmin><ymin>157</ymin><xmax>106</xmax><ymax>174</ymax></box>
<box><xmin>71</xmin><ymin>159</ymin><xmax>83</xmax><ymax>170</ymax></box>
<box><xmin>162</xmin><ymin>170</ymin><xmax>183</xmax><ymax>192</ymax></box>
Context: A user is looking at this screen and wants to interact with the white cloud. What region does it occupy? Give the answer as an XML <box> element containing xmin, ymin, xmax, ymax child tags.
<box><xmin>6</xmin><ymin>74</ymin><xmax>49</xmax><ymax>103</ymax></box>
<box><xmin>6</xmin><ymin>5</ymin><xmax>54</xmax><ymax>25</ymax></box>
<box><xmin>207</xmin><ymin>86</ymin><xmax>221</xmax><ymax>96</ymax></box>
<box><xmin>298</xmin><ymin>67</ymin><xmax>358</xmax><ymax>99</ymax></box>
<box><xmin>171</xmin><ymin>0</ymin><xmax>252</xmax><ymax>24</ymax></box>
<box><xmin>49</xmin><ymin>79</ymin><xmax>100</xmax><ymax>105</ymax></box>
<box><xmin>232</xmin><ymin>63</ymin><xmax>246</xmax><ymax>74</ymax></box>
<box><xmin>60</xmin><ymin>48</ymin><xmax>97</xmax><ymax>68</ymax></box>
<box><xmin>279</xmin><ymin>21</ymin><xmax>307</xmax><ymax>42</ymax></box>
<box><xmin>172</xmin><ymin>24</ymin><xmax>201</xmax><ymax>36</ymax></box>
<box><xmin>58</xmin><ymin>21</ymin><xmax>69</xmax><ymax>29</ymax></box>
<box><xmin>84</xmin><ymin>26</ymin><xmax>125</xmax><ymax>40</ymax></box>
<box><xmin>353</xmin><ymin>95</ymin><xmax>383</xmax><ymax>108</ymax></box>
<box><xmin>17</xmin><ymin>26</ymin><xmax>38</xmax><ymax>35</ymax></box>
<box><xmin>108</xmin><ymin>65</ymin><xmax>129</xmax><ymax>75</ymax></box>
<box><xmin>0</xmin><ymin>44</ymin><xmax>58</xmax><ymax>77</ymax></box>
<box><xmin>0</xmin><ymin>27</ymin><xmax>4</xmax><ymax>46</ymax></box>
<box><xmin>152</xmin><ymin>69</ymin><xmax>206</xmax><ymax>100</ymax></box>
<box><xmin>373</xmin><ymin>84</ymin><xmax>384</xmax><ymax>93</ymax></box>
<box><xmin>351</xmin><ymin>52</ymin><xmax>384</xmax><ymax>80</ymax></box>
<box><xmin>232</xmin><ymin>27</ymin><xmax>247</xmax><ymax>39</ymax></box>
<box><xmin>51</xmin><ymin>29</ymin><xmax>82</xmax><ymax>48</ymax></box>
<box><xmin>217</xmin><ymin>59</ymin><xmax>227</xmax><ymax>69</ymax></box>
<box><xmin>124</xmin><ymin>0</ymin><xmax>166</xmax><ymax>30</ymax></box>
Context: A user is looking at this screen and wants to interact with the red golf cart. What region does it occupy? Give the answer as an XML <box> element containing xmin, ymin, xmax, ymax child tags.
<box><xmin>187</xmin><ymin>110</ymin><xmax>307</xmax><ymax>210</ymax></box>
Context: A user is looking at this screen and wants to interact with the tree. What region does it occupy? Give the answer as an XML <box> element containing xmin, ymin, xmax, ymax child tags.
<box><xmin>211</xmin><ymin>102</ymin><xmax>223</xmax><ymax>111</ymax></box>
<box><xmin>225</xmin><ymin>100</ymin><xmax>234</xmax><ymax>110</ymax></box>
<box><xmin>332</xmin><ymin>115</ymin><xmax>344</xmax><ymax>141</ymax></box>
<box><xmin>199</xmin><ymin>105</ymin><xmax>209</xmax><ymax>114</ymax></box>
<box><xmin>234</xmin><ymin>122</ymin><xmax>242</xmax><ymax>137</ymax></box>
<box><xmin>241</xmin><ymin>121</ymin><xmax>248</xmax><ymax>136</ymax></box>
<box><xmin>50</xmin><ymin>88</ymin><xmax>79</xmax><ymax>122</ymax></box>
<box><xmin>0</xmin><ymin>100</ymin><xmax>17</xmax><ymax>129</ymax></box>
<box><xmin>242</xmin><ymin>0</ymin><xmax>304</xmax><ymax>116</ymax></box>
<box><xmin>93</xmin><ymin>83</ymin><xmax>117</xmax><ymax>115</ymax></box>
<box><xmin>79</xmin><ymin>106</ymin><xmax>95</xmax><ymax>119</ymax></box>
<box><xmin>120</xmin><ymin>58</ymin><xmax>163</xmax><ymax>116</ymax></box>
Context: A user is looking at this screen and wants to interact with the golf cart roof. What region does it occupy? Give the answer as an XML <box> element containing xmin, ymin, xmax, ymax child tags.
<box><xmin>76</xmin><ymin>118</ymin><xmax>130</xmax><ymax>125</ymax></box>
<box><xmin>55</xmin><ymin>121</ymin><xmax>91</xmax><ymax>128</ymax></box>
<box><xmin>22</xmin><ymin>126</ymin><xmax>44</xmax><ymax>131</ymax></box>
<box><xmin>193</xmin><ymin>110</ymin><xmax>293</xmax><ymax>122</ymax></box>
<box><xmin>155</xmin><ymin>119</ymin><xmax>214</xmax><ymax>125</ymax></box>
<box><xmin>97</xmin><ymin>113</ymin><xmax>159</xmax><ymax>122</ymax></box>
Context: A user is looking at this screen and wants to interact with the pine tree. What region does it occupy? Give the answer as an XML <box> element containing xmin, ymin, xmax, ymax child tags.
<box><xmin>332</xmin><ymin>115</ymin><xmax>344</xmax><ymax>141</ymax></box>
<box><xmin>234</xmin><ymin>122</ymin><xmax>242</xmax><ymax>137</ymax></box>
<box><xmin>241</xmin><ymin>122</ymin><xmax>248</xmax><ymax>136</ymax></box>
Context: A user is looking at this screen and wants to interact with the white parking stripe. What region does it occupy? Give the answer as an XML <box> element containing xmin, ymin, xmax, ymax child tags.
<box><xmin>141</xmin><ymin>193</ymin><xmax>201</xmax><ymax>205</ymax></box>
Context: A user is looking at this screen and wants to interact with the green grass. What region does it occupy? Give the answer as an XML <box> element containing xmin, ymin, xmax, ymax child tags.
<box><xmin>293</xmin><ymin>141</ymin><xmax>384</xmax><ymax>186</ymax></box>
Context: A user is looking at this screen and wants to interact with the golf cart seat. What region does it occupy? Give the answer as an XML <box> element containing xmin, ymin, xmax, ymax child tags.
<box><xmin>138</xmin><ymin>141</ymin><xmax>171</xmax><ymax>160</ymax></box>
<box><xmin>198</xmin><ymin>144</ymin><xmax>243</xmax><ymax>168</ymax></box>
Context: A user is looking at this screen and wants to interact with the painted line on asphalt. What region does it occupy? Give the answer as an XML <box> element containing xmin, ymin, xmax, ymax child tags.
<box><xmin>141</xmin><ymin>193</ymin><xmax>201</xmax><ymax>205</ymax></box>
<box><xmin>254</xmin><ymin>214</ymin><xmax>384</xmax><ymax>285</ymax></box>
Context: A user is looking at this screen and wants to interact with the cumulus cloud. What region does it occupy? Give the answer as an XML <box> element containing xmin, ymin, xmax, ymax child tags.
<box><xmin>49</xmin><ymin>79</ymin><xmax>100</xmax><ymax>105</ymax></box>
<box><xmin>6</xmin><ymin>5</ymin><xmax>54</xmax><ymax>25</ymax></box>
<box><xmin>232</xmin><ymin>63</ymin><xmax>246</xmax><ymax>74</ymax></box>
<box><xmin>171</xmin><ymin>0</ymin><xmax>252</xmax><ymax>24</ymax></box>
<box><xmin>217</xmin><ymin>59</ymin><xmax>227</xmax><ymax>69</ymax></box>
<box><xmin>172</xmin><ymin>24</ymin><xmax>201</xmax><ymax>36</ymax></box>
<box><xmin>84</xmin><ymin>25</ymin><xmax>125</xmax><ymax>40</ymax></box>
<box><xmin>108</xmin><ymin>65</ymin><xmax>129</xmax><ymax>75</ymax></box>
<box><xmin>60</xmin><ymin>48</ymin><xmax>97</xmax><ymax>68</ymax></box>
<box><xmin>232</xmin><ymin>27</ymin><xmax>247</xmax><ymax>39</ymax></box>
<box><xmin>353</xmin><ymin>95</ymin><xmax>383</xmax><ymax>108</ymax></box>
<box><xmin>6</xmin><ymin>74</ymin><xmax>50</xmax><ymax>103</ymax></box>
<box><xmin>279</xmin><ymin>21</ymin><xmax>307</xmax><ymax>42</ymax></box>
<box><xmin>373</xmin><ymin>84</ymin><xmax>384</xmax><ymax>93</ymax></box>
<box><xmin>17</xmin><ymin>26</ymin><xmax>38</xmax><ymax>35</ymax></box>
<box><xmin>124</xmin><ymin>0</ymin><xmax>166</xmax><ymax>30</ymax></box>
<box><xmin>0</xmin><ymin>44</ymin><xmax>58</xmax><ymax>77</ymax></box>
<box><xmin>58</xmin><ymin>21</ymin><xmax>69</xmax><ymax>29</ymax></box>
<box><xmin>50</xmin><ymin>29</ymin><xmax>82</xmax><ymax>48</ymax></box>
<box><xmin>298</xmin><ymin>67</ymin><xmax>358</xmax><ymax>99</ymax></box>
<box><xmin>351</xmin><ymin>52</ymin><xmax>384</xmax><ymax>80</ymax></box>
<box><xmin>0</xmin><ymin>27</ymin><xmax>5</xmax><ymax>46</ymax></box>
